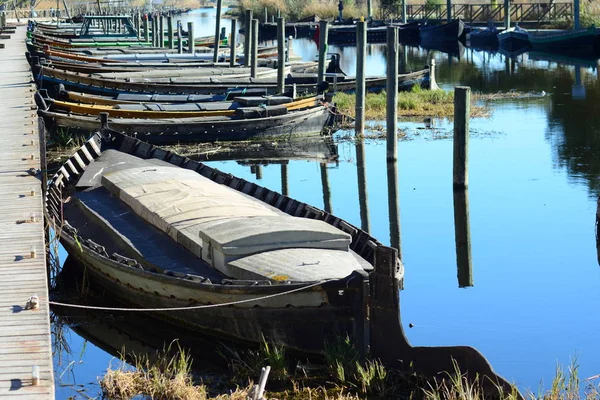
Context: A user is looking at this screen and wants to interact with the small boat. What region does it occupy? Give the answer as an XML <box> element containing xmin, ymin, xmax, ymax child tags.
<box><xmin>45</xmin><ymin>128</ymin><xmax>516</xmax><ymax>395</ymax></box>
<box><xmin>467</xmin><ymin>23</ymin><xmax>499</xmax><ymax>51</ymax></box>
<box><xmin>419</xmin><ymin>19</ymin><xmax>465</xmax><ymax>43</ymax></box>
<box><xmin>527</xmin><ymin>26</ymin><xmax>598</xmax><ymax>56</ymax></box>
<box><xmin>498</xmin><ymin>25</ymin><xmax>530</xmax><ymax>53</ymax></box>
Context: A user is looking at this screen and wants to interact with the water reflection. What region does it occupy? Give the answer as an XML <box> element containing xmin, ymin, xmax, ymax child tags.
<box><xmin>387</xmin><ymin>160</ymin><xmax>402</xmax><ymax>257</ymax></box>
<box><xmin>453</xmin><ymin>189</ymin><xmax>473</xmax><ymax>288</ymax></box>
<box><xmin>355</xmin><ymin>138</ymin><xmax>370</xmax><ymax>233</ymax></box>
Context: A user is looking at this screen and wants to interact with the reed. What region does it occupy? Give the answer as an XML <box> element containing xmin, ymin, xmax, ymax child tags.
<box><xmin>238</xmin><ymin>0</ymin><xmax>368</xmax><ymax>22</ymax></box>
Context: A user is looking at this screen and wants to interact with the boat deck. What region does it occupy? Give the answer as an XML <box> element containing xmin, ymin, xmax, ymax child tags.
<box><xmin>0</xmin><ymin>25</ymin><xmax>54</xmax><ymax>399</ymax></box>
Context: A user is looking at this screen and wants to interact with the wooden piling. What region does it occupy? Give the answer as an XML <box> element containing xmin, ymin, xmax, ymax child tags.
<box><xmin>367</xmin><ymin>0</ymin><xmax>372</xmax><ymax>20</ymax></box>
<box><xmin>187</xmin><ymin>22</ymin><xmax>194</xmax><ymax>53</ymax></box>
<box><xmin>574</xmin><ymin>0</ymin><xmax>580</xmax><ymax>29</ymax></box>
<box><xmin>320</xmin><ymin>163</ymin><xmax>332</xmax><ymax>213</ymax></box>
<box><xmin>504</xmin><ymin>0</ymin><xmax>510</xmax><ymax>29</ymax></box>
<box><xmin>277</xmin><ymin>17</ymin><xmax>285</xmax><ymax>94</ymax></box>
<box><xmin>402</xmin><ymin>0</ymin><xmax>407</xmax><ymax>23</ymax></box>
<box><xmin>453</xmin><ymin>189</ymin><xmax>473</xmax><ymax>288</ymax></box>
<box><xmin>177</xmin><ymin>20</ymin><xmax>183</xmax><ymax>53</ymax></box>
<box><xmin>317</xmin><ymin>20</ymin><xmax>329</xmax><ymax>86</ymax></box>
<box><xmin>356</xmin><ymin>139</ymin><xmax>370</xmax><ymax>232</ymax></box>
<box><xmin>386</xmin><ymin>26</ymin><xmax>398</xmax><ymax>162</ymax></box>
<box><xmin>356</xmin><ymin>19</ymin><xmax>366</xmax><ymax>136</ymax></box>
<box><xmin>244</xmin><ymin>10</ymin><xmax>253</xmax><ymax>67</ymax></box>
<box><xmin>213</xmin><ymin>0</ymin><xmax>222</xmax><ymax>62</ymax></box>
<box><xmin>251</xmin><ymin>19</ymin><xmax>259</xmax><ymax>78</ymax></box>
<box><xmin>264</xmin><ymin>6</ymin><xmax>268</xmax><ymax>23</ymax></box>
<box><xmin>221</xmin><ymin>27</ymin><xmax>226</xmax><ymax>41</ymax></box>
<box><xmin>281</xmin><ymin>164</ymin><xmax>288</xmax><ymax>195</ymax></box>
<box><xmin>446</xmin><ymin>0</ymin><xmax>452</xmax><ymax>22</ymax></box>
<box><xmin>143</xmin><ymin>14</ymin><xmax>149</xmax><ymax>42</ymax></box>
<box><xmin>229</xmin><ymin>19</ymin><xmax>237</xmax><ymax>67</ymax></box>
<box><xmin>159</xmin><ymin>16</ymin><xmax>164</xmax><ymax>48</ymax></box>
<box><xmin>167</xmin><ymin>16</ymin><xmax>174</xmax><ymax>49</ymax></box>
<box><xmin>453</xmin><ymin>86</ymin><xmax>470</xmax><ymax>189</ymax></box>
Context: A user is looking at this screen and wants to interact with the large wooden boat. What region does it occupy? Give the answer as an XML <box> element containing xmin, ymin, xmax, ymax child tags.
<box><xmin>419</xmin><ymin>19</ymin><xmax>465</xmax><ymax>43</ymax></box>
<box><xmin>527</xmin><ymin>26</ymin><xmax>598</xmax><ymax>56</ymax></box>
<box><xmin>46</xmin><ymin>129</ymin><xmax>516</xmax><ymax>395</ymax></box>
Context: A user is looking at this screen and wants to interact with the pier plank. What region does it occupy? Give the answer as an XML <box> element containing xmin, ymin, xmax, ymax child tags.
<box><xmin>0</xmin><ymin>26</ymin><xmax>54</xmax><ymax>400</ymax></box>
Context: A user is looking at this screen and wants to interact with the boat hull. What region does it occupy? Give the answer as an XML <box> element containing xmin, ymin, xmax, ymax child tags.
<box><xmin>419</xmin><ymin>19</ymin><xmax>465</xmax><ymax>43</ymax></box>
<box><xmin>528</xmin><ymin>29</ymin><xmax>598</xmax><ymax>56</ymax></box>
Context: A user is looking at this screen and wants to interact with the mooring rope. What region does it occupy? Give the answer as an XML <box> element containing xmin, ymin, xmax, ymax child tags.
<box><xmin>48</xmin><ymin>280</ymin><xmax>326</xmax><ymax>312</ymax></box>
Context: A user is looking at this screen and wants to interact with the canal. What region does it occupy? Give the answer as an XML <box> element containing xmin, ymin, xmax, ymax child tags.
<box><xmin>51</xmin><ymin>8</ymin><xmax>600</xmax><ymax>398</ymax></box>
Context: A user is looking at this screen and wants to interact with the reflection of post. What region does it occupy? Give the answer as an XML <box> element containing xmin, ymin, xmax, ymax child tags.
<box><xmin>281</xmin><ymin>164</ymin><xmax>289</xmax><ymax>196</ymax></box>
<box><xmin>572</xmin><ymin>65</ymin><xmax>586</xmax><ymax>100</ymax></box>
<box><xmin>320</xmin><ymin>163</ymin><xmax>332</xmax><ymax>213</ymax></box>
<box><xmin>453</xmin><ymin>189</ymin><xmax>473</xmax><ymax>287</ymax></box>
<box><xmin>386</xmin><ymin>160</ymin><xmax>402</xmax><ymax>257</ymax></box>
<box><xmin>256</xmin><ymin>165</ymin><xmax>263</xmax><ymax>180</ymax></box>
<box><xmin>356</xmin><ymin>139</ymin><xmax>370</xmax><ymax>232</ymax></box>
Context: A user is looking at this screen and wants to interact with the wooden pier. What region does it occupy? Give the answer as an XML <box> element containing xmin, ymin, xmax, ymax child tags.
<box><xmin>0</xmin><ymin>25</ymin><xmax>54</xmax><ymax>399</ymax></box>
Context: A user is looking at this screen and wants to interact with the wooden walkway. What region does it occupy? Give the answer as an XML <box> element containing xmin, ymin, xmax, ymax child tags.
<box><xmin>0</xmin><ymin>25</ymin><xmax>54</xmax><ymax>399</ymax></box>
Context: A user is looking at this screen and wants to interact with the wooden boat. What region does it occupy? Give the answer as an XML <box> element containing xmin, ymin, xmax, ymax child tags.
<box><xmin>466</xmin><ymin>24</ymin><xmax>499</xmax><ymax>50</ymax></box>
<box><xmin>46</xmin><ymin>129</ymin><xmax>516</xmax><ymax>395</ymax></box>
<box><xmin>498</xmin><ymin>25</ymin><xmax>530</xmax><ymax>53</ymax></box>
<box><xmin>527</xmin><ymin>26</ymin><xmax>598</xmax><ymax>56</ymax></box>
<box><xmin>419</xmin><ymin>19</ymin><xmax>465</xmax><ymax>43</ymax></box>
<box><xmin>36</xmin><ymin>96</ymin><xmax>337</xmax><ymax>143</ymax></box>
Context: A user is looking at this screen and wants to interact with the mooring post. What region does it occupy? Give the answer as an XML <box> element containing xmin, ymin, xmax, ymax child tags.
<box><xmin>447</xmin><ymin>0</ymin><xmax>452</xmax><ymax>22</ymax></box>
<box><xmin>251</xmin><ymin>18</ymin><xmax>259</xmax><ymax>78</ymax></box>
<box><xmin>356</xmin><ymin>18</ymin><xmax>366</xmax><ymax>136</ymax></box>
<box><xmin>453</xmin><ymin>86</ymin><xmax>470</xmax><ymax>189</ymax></box>
<box><xmin>213</xmin><ymin>0</ymin><xmax>222</xmax><ymax>62</ymax></box>
<box><xmin>356</xmin><ymin>139</ymin><xmax>370</xmax><ymax>232</ymax></box>
<box><xmin>99</xmin><ymin>112</ymin><xmax>109</xmax><ymax>129</ymax></box>
<box><xmin>167</xmin><ymin>15</ymin><xmax>174</xmax><ymax>49</ymax></box>
<box><xmin>286</xmin><ymin>35</ymin><xmax>291</xmax><ymax>62</ymax></box>
<box><xmin>177</xmin><ymin>20</ymin><xmax>183</xmax><ymax>53</ymax></box>
<box><xmin>281</xmin><ymin>164</ymin><xmax>288</xmax><ymax>195</ymax></box>
<box><xmin>230</xmin><ymin>19</ymin><xmax>237</xmax><ymax>67</ymax></box>
<box><xmin>154</xmin><ymin>16</ymin><xmax>159</xmax><ymax>47</ymax></box>
<box><xmin>402</xmin><ymin>0</ymin><xmax>407</xmax><ymax>23</ymax></box>
<box><xmin>317</xmin><ymin>20</ymin><xmax>329</xmax><ymax>87</ymax></box>
<box><xmin>159</xmin><ymin>16</ymin><xmax>165</xmax><ymax>48</ymax></box>
<box><xmin>277</xmin><ymin>17</ymin><xmax>285</xmax><ymax>94</ymax></box>
<box><xmin>320</xmin><ymin>163</ymin><xmax>332</xmax><ymax>213</ymax></box>
<box><xmin>574</xmin><ymin>0</ymin><xmax>580</xmax><ymax>29</ymax></box>
<box><xmin>504</xmin><ymin>0</ymin><xmax>510</xmax><ymax>29</ymax></box>
<box><xmin>429</xmin><ymin>58</ymin><xmax>440</xmax><ymax>90</ymax></box>
<box><xmin>453</xmin><ymin>188</ymin><xmax>473</xmax><ymax>288</ymax></box>
<box><xmin>187</xmin><ymin>21</ymin><xmax>194</xmax><ymax>53</ymax></box>
<box><xmin>244</xmin><ymin>10</ymin><xmax>253</xmax><ymax>67</ymax></box>
<box><xmin>386</xmin><ymin>26</ymin><xmax>398</xmax><ymax>161</ymax></box>
<box><xmin>143</xmin><ymin>14</ymin><xmax>149</xmax><ymax>42</ymax></box>
<box><xmin>221</xmin><ymin>26</ymin><xmax>226</xmax><ymax>41</ymax></box>
<box><xmin>367</xmin><ymin>0</ymin><xmax>372</xmax><ymax>21</ymax></box>
<box><xmin>264</xmin><ymin>6</ymin><xmax>268</xmax><ymax>23</ymax></box>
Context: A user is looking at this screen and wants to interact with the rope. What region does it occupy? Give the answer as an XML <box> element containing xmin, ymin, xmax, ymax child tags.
<box><xmin>48</xmin><ymin>280</ymin><xmax>326</xmax><ymax>312</ymax></box>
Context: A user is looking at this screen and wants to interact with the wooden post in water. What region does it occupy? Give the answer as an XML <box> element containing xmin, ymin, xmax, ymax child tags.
<box><xmin>320</xmin><ymin>163</ymin><xmax>332</xmax><ymax>213</ymax></box>
<box><xmin>574</xmin><ymin>0</ymin><xmax>580</xmax><ymax>29</ymax></box>
<box><xmin>143</xmin><ymin>15</ymin><xmax>149</xmax><ymax>43</ymax></box>
<box><xmin>453</xmin><ymin>188</ymin><xmax>473</xmax><ymax>288</ymax></box>
<box><xmin>251</xmin><ymin>18</ymin><xmax>259</xmax><ymax>78</ymax></box>
<box><xmin>167</xmin><ymin>15</ymin><xmax>174</xmax><ymax>49</ymax></box>
<box><xmin>504</xmin><ymin>0</ymin><xmax>510</xmax><ymax>29</ymax></box>
<box><xmin>221</xmin><ymin>27</ymin><xmax>226</xmax><ymax>41</ymax></box>
<box><xmin>453</xmin><ymin>86</ymin><xmax>470</xmax><ymax>189</ymax></box>
<box><xmin>213</xmin><ymin>0</ymin><xmax>222</xmax><ymax>62</ymax></box>
<box><xmin>356</xmin><ymin>18</ymin><xmax>366</xmax><ymax>136</ymax></box>
<box><xmin>230</xmin><ymin>19</ymin><xmax>237</xmax><ymax>67</ymax></box>
<box><xmin>264</xmin><ymin>6</ymin><xmax>268</xmax><ymax>23</ymax></box>
<box><xmin>367</xmin><ymin>0</ymin><xmax>372</xmax><ymax>21</ymax></box>
<box><xmin>277</xmin><ymin>17</ymin><xmax>285</xmax><ymax>94</ymax></box>
<box><xmin>447</xmin><ymin>0</ymin><xmax>452</xmax><ymax>22</ymax></box>
<box><xmin>244</xmin><ymin>10</ymin><xmax>253</xmax><ymax>67</ymax></box>
<box><xmin>281</xmin><ymin>164</ymin><xmax>288</xmax><ymax>196</ymax></box>
<box><xmin>402</xmin><ymin>0</ymin><xmax>407</xmax><ymax>23</ymax></box>
<box><xmin>386</xmin><ymin>26</ymin><xmax>398</xmax><ymax>162</ymax></box>
<box><xmin>356</xmin><ymin>139</ymin><xmax>370</xmax><ymax>232</ymax></box>
<box><xmin>317</xmin><ymin>20</ymin><xmax>329</xmax><ymax>87</ymax></box>
<box><xmin>159</xmin><ymin>16</ymin><xmax>165</xmax><ymax>48</ymax></box>
<box><xmin>187</xmin><ymin>22</ymin><xmax>194</xmax><ymax>53</ymax></box>
<box><xmin>177</xmin><ymin>21</ymin><xmax>183</xmax><ymax>53</ymax></box>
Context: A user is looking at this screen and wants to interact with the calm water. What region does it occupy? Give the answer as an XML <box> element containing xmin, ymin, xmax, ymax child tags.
<box><xmin>51</xmin><ymin>9</ymin><xmax>600</xmax><ymax>398</ymax></box>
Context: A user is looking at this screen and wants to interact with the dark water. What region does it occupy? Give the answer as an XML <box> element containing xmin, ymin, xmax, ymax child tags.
<box><xmin>51</xmin><ymin>9</ymin><xmax>600</xmax><ymax>398</ymax></box>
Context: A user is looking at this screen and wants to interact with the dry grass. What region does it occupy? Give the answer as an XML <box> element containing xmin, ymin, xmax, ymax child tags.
<box><xmin>238</xmin><ymin>0</ymin><xmax>370</xmax><ymax>22</ymax></box>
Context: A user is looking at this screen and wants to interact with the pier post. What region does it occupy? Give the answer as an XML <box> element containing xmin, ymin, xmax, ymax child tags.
<box><xmin>187</xmin><ymin>22</ymin><xmax>194</xmax><ymax>53</ymax></box>
<box><xmin>386</xmin><ymin>26</ymin><xmax>398</xmax><ymax>162</ymax></box>
<box><xmin>221</xmin><ymin>26</ymin><xmax>226</xmax><ymax>41</ymax></box>
<box><xmin>244</xmin><ymin>10</ymin><xmax>253</xmax><ymax>67</ymax></box>
<box><xmin>317</xmin><ymin>20</ymin><xmax>329</xmax><ymax>88</ymax></box>
<box><xmin>356</xmin><ymin>18</ymin><xmax>366</xmax><ymax>136</ymax></box>
<box><xmin>230</xmin><ymin>19</ymin><xmax>237</xmax><ymax>67</ymax></box>
<box><xmin>167</xmin><ymin>15</ymin><xmax>174</xmax><ymax>49</ymax></box>
<box><xmin>213</xmin><ymin>0</ymin><xmax>222</xmax><ymax>62</ymax></box>
<box><xmin>251</xmin><ymin>18</ymin><xmax>259</xmax><ymax>78</ymax></box>
<box><xmin>177</xmin><ymin>20</ymin><xmax>183</xmax><ymax>53</ymax></box>
<box><xmin>402</xmin><ymin>0</ymin><xmax>407</xmax><ymax>23</ymax></box>
<box><xmin>277</xmin><ymin>17</ymin><xmax>285</xmax><ymax>94</ymax></box>
<box><xmin>453</xmin><ymin>189</ymin><xmax>473</xmax><ymax>287</ymax></box>
<box><xmin>264</xmin><ymin>6</ymin><xmax>268</xmax><ymax>23</ymax></box>
<box><xmin>453</xmin><ymin>86</ymin><xmax>470</xmax><ymax>189</ymax></box>
<box><xmin>574</xmin><ymin>0</ymin><xmax>580</xmax><ymax>29</ymax></box>
<box><xmin>504</xmin><ymin>0</ymin><xmax>510</xmax><ymax>29</ymax></box>
<box><xmin>159</xmin><ymin>16</ymin><xmax>164</xmax><ymax>48</ymax></box>
<box><xmin>143</xmin><ymin>14</ymin><xmax>149</xmax><ymax>43</ymax></box>
<box><xmin>447</xmin><ymin>0</ymin><xmax>452</xmax><ymax>22</ymax></box>
<box><xmin>356</xmin><ymin>139</ymin><xmax>370</xmax><ymax>232</ymax></box>
<box><xmin>281</xmin><ymin>164</ymin><xmax>288</xmax><ymax>195</ymax></box>
<box><xmin>320</xmin><ymin>163</ymin><xmax>332</xmax><ymax>213</ymax></box>
<box><xmin>151</xmin><ymin>16</ymin><xmax>156</xmax><ymax>46</ymax></box>
<box><xmin>367</xmin><ymin>0</ymin><xmax>372</xmax><ymax>21</ymax></box>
